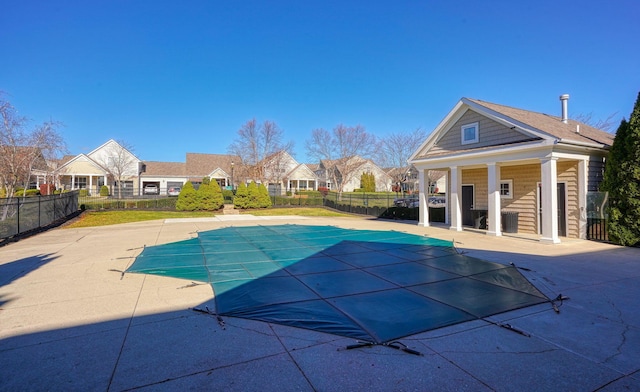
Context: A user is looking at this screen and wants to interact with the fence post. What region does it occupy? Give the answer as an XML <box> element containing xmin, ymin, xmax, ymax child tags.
<box><xmin>365</xmin><ymin>193</ymin><xmax>368</xmax><ymax>215</ymax></box>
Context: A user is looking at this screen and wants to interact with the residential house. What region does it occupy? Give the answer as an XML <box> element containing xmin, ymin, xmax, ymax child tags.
<box><xmin>385</xmin><ymin>166</ymin><xmax>447</xmax><ymax>195</ymax></box>
<box><xmin>139</xmin><ymin>161</ymin><xmax>187</xmax><ymax>193</ymax></box>
<box><xmin>260</xmin><ymin>151</ymin><xmax>318</xmax><ymax>195</ymax></box>
<box><xmin>57</xmin><ymin>140</ymin><xmax>240</xmax><ymax>196</ymax></box>
<box><xmin>409</xmin><ymin>95</ymin><xmax>614</xmax><ymax>243</ymax></box>
<box><xmin>141</xmin><ymin>153</ymin><xmax>239</xmax><ymax>193</ymax></box>
<box><xmin>316</xmin><ymin>156</ymin><xmax>393</xmax><ymax>193</ymax></box>
<box><xmin>57</xmin><ymin>139</ymin><xmax>143</xmax><ymax>196</ymax></box>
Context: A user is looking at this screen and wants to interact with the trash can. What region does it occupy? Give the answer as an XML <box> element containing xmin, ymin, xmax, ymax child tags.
<box><xmin>501</xmin><ymin>211</ymin><xmax>519</xmax><ymax>233</ymax></box>
<box><xmin>472</xmin><ymin>209</ymin><xmax>487</xmax><ymax>229</ymax></box>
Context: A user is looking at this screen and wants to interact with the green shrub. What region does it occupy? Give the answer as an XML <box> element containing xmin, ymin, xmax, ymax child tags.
<box><xmin>79</xmin><ymin>189</ymin><xmax>89</xmax><ymax>197</ymax></box>
<box><xmin>247</xmin><ymin>181</ymin><xmax>259</xmax><ymax>208</ymax></box>
<box><xmin>602</xmin><ymin>91</ymin><xmax>640</xmax><ymax>246</ymax></box>
<box><xmin>100</xmin><ymin>185</ymin><xmax>109</xmax><ymax>196</ymax></box>
<box><xmin>360</xmin><ymin>172</ymin><xmax>376</xmax><ymax>192</ymax></box>
<box><xmin>234</xmin><ymin>182</ymin><xmax>249</xmax><ymax>209</ymax></box>
<box><xmin>14</xmin><ymin>188</ymin><xmax>40</xmax><ymax>197</ymax></box>
<box><xmin>257</xmin><ymin>183</ymin><xmax>272</xmax><ymax>208</ymax></box>
<box><xmin>176</xmin><ymin>181</ymin><xmax>198</xmax><ymax>211</ymax></box>
<box><xmin>208</xmin><ymin>178</ymin><xmax>225</xmax><ymax>209</ymax></box>
<box><xmin>197</xmin><ymin>180</ymin><xmax>224</xmax><ymax>211</ymax></box>
<box><xmin>222</xmin><ymin>189</ymin><xmax>234</xmax><ymax>203</ymax></box>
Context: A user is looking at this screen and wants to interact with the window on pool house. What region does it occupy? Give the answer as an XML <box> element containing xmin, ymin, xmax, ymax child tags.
<box><xmin>500</xmin><ymin>180</ymin><xmax>513</xmax><ymax>199</ymax></box>
<box><xmin>461</xmin><ymin>122</ymin><xmax>479</xmax><ymax>145</ymax></box>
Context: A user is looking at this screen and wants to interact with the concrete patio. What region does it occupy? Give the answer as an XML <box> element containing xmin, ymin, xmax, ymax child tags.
<box><xmin>1</xmin><ymin>215</ymin><xmax>639</xmax><ymax>391</ymax></box>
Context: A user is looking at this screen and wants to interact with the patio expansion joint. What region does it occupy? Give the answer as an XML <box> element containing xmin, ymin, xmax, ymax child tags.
<box><xmin>268</xmin><ymin>323</ymin><xmax>316</xmax><ymax>391</ymax></box>
<box><xmin>106</xmin><ymin>274</ymin><xmax>147</xmax><ymax>392</ymax></box>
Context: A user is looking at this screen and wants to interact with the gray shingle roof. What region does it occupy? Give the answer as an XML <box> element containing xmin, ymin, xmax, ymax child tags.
<box><xmin>185</xmin><ymin>153</ymin><xmax>240</xmax><ymax>177</ymax></box>
<box><xmin>143</xmin><ymin>161</ymin><xmax>186</xmax><ymax>176</ymax></box>
<box><xmin>466</xmin><ymin>98</ymin><xmax>615</xmax><ymax>147</ymax></box>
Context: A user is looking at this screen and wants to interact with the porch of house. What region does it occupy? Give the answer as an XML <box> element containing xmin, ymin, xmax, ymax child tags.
<box><xmin>416</xmin><ymin>158</ymin><xmax>587</xmax><ymax>244</ymax></box>
<box><xmin>287</xmin><ymin>179</ymin><xmax>317</xmax><ymax>192</ymax></box>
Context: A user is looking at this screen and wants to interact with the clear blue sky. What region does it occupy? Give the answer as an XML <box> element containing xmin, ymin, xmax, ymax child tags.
<box><xmin>2</xmin><ymin>1</ymin><xmax>639</xmax><ymax>163</ymax></box>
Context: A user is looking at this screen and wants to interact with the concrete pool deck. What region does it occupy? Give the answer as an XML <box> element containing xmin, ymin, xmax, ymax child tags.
<box><xmin>1</xmin><ymin>215</ymin><xmax>639</xmax><ymax>391</ymax></box>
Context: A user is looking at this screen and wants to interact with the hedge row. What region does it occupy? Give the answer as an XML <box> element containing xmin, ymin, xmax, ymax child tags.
<box><xmin>81</xmin><ymin>198</ymin><xmax>178</xmax><ymax>210</ymax></box>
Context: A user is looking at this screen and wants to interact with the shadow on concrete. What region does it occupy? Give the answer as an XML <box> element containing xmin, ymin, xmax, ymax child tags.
<box><xmin>2</xmin><ymin>241</ymin><xmax>640</xmax><ymax>391</ymax></box>
<box><xmin>0</xmin><ymin>253</ymin><xmax>59</xmax><ymax>308</ymax></box>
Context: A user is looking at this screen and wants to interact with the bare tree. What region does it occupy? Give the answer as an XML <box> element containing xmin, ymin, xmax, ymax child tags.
<box><xmin>96</xmin><ymin>140</ymin><xmax>139</xmax><ymax>198</ymax></box>
<box><xmin>0</xmin><ymin>97</ymin><xmax>65</xmax><ymax>196</ymax></box>
<box><xmin>305</xmin><ymin>124</ymin><xmax>378</xmax><ymax>195</ymax></box>
<box><xmin>572</xmin><ymin>112</ymin><xmax>619</xmax><ymax>133</ymax></box>
<box><xmin>31</xmin><ymin>119</ymin><xmax>67</xmax><ymax>185</ymax></box>
<box><xmin>262</xmin><ymin>150</ymin><xmax>294</xmax><ymax>195</ymax></box>
<box><xmin>376</xmin><ymin>127</ymin><xmax>427</xmax><ymax>187</ymax></box>
<box><xmin>228</xmin><ymin>119</ymin><xmax>293</xmax><ymax>185</ymax></box>
<box><xmin>1</xmin><ymin>95</ymin><xmax>66</xmax><ymax>219</ymax></box>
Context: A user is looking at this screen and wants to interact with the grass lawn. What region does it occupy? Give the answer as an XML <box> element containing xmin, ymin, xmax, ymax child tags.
<box><xmin>64</xmin><ymin>207</ymin><xmax>351</xmax><ymax>228</ymax></box>
<box><xmin>64</xmin><ymin>210</ymin><xmax>214</xmax><ymax>228</ymax></box>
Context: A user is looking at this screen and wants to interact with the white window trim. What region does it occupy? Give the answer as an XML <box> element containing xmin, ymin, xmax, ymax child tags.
<box><xmin>461</xmin><ymin>122</ymin><xmax>479</xmax><ymax>145</ymax></box>
<box><xmin>500</xmin><ymin>179</ymin><xmax>513</xmax><ymax>199</ymax></box>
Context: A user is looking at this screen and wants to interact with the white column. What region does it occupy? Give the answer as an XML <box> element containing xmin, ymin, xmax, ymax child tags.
<box><xmin>449</xmin><ymin>166</ymin><xmax>462</xmax><ymax>231</ymax></box>
<box><xmin>540</xmin><ymin>158</ymin><xmax>560</xmax><ymax>244</ymax></box>
<box><xmin>71</xmin><ymin>174</ymin><xmax>75</xmax><ymax>190</ymax></box>
<box><xmin>487</xmin><ymin>163</ymin><xmax>502</xmax><ymax>236</ymax></box>
<box><xmin>89</xmin><ymin>176</ymin><xmax>94</xmax><ymax>195</ymax></box>
<box><xmin>418</xmin><ymin>169</ymin><xmax>429</xmax><ymax>227</ymax></box>
<box><xmin>578</xmin><ymin>159</ymin><xmax>588</xmax><ymax>239</ymax></box>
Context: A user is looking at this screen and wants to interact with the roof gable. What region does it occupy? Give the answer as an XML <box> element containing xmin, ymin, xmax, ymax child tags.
<box><xmin>87</xmin><ymin>139</ymin><xmax>140</xmax><ymax>163</ymax></box>
<box><xmin>410</xmin><ymin>97</ymin><xmax>614</xmax><ymax>162</ymax></box>
<box><xmin>465</xmin><ymin>98</ymin><xmax>615</xmax><ymax>146</ymax></box>
<box><xmin>208</xmin><ymin>167</ymin><xmax>229</xmax><ymax>178</ymax></box>
<box><xmin>58</xmin><ymin>154</ymin><xmax>106</xmax><ymax>174</ymax></box>
<box><xmin>426</xmin><ymin>108</ymin><xmax>539</xmax><ymax>158</ymax></box>
<box><xmin>287</xmin><ymin>163</ymin><xmax>318</xmax><ymax>179</ymax></box>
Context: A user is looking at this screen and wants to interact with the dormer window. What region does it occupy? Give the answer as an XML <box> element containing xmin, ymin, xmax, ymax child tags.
<box><xmin>461</xmin><ymin>122</ymin><xmax>479</xmax><ymax>145</ymax></box>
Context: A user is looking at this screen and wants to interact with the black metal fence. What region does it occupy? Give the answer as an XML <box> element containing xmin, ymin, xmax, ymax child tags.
<box><xmin>272</xmin><ymin>192</ymin><xmax>446</xmax><ymax>222</ymax></box>
<box><xmin>586</xmin><ymin>191</ymin><xmax>609</xmax><ymax>242</ymax></box>
<box><xmin>76</xmin><ymin>190</ymin><xmax>447</xmax><ymax>222</ymax></box>
<box><xmin>0</xmin><ymin>191</ymin><xmax>79</xmax><ymax>241</ymax></box>
<box><xmin>587</xmin><ymin>218</ymin><xmax>608</xmax><ymax>242</ymax></box>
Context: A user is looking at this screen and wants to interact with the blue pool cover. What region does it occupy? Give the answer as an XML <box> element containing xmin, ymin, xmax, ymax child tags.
<box><xmin>126</xmin><ymin>225</ymin><xmax>550</xmax><ymax>344</ymax></box>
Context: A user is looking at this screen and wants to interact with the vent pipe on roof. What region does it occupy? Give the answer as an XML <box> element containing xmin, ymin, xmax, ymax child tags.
<box><xmin>560</xmin><ymin>94</ymin><xmax>570</xmax><ymax>123</ymax></box>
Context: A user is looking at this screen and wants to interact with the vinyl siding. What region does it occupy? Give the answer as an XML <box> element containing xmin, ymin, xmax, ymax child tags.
<box><xmin>63</xmin><ymin>160</ymin><xmax>103</xmax><ymax>174</ymax></box>
<box><xmin>558</xmin><ymin>161</ymin><xmax>579</xmax><ymax>238</ymax></box>
<box><xmin>428</xmin><ymin>110</ymin><xmax>538</xmax><ymax>157</ymax></box>
<box><xmin>455</xmin><ymin>162</ymin><xmax>579</xmax><ymax>238</ymax></box>
<box><xmin>500</xmin><ymin>164</ymin><xmax>541</xmax><ymax>235</ymax></box>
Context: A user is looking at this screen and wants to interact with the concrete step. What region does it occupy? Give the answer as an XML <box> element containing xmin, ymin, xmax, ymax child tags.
<box><xmin>223</xmin><ymin>204</ymin><xmax>239</xmax><ymax>215</ymax></box>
